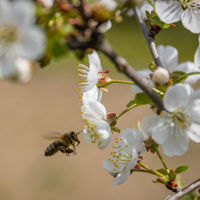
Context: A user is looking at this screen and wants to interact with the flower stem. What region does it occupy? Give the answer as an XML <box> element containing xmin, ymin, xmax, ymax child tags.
<box><xmin>139</xmin><ymin>162</ymin><xmax>168</xmax><ymax>180</ymax></box>
<box><xmin>116</xmin><ymin>104</ymin><xmax>137</xmax><ymax>120</ymax></box>
<box><xmin>131</xmin><ymin>169</ymin><xmax>156</xmax><ymax>175</ymax></box>
<box><xmin>109</xmin><ymin>79</ymin><xmax>136</xmax><ymax>85</ymax></box>
<box><xmin>155</xmin><ymin>148</ymin><xmax>168</xmax><ymax>171</ymax></box>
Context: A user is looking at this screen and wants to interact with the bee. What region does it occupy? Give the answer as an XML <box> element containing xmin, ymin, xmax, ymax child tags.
<box><xmin>44</xmin><ymin>131</ymin><xmax>81</xmax><ymax>157</ymax></box>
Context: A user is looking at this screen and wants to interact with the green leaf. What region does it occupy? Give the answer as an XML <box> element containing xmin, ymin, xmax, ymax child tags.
<box><xmin>172</xmin><ymin>71</ymin><xmax>186</xmax><ymax>76</ymax></box>
<box><xmin>127</xmin><ymin>99</ymin><xmax>136</xmax><ymax>107</ymax></box>
<box><xmin>135</xmin><ymin>92</ymin><xmax>154</xmax><ymax>106</ymax></box>
<box><xmin>173</xmin><ymin>72</ymin><xmax>200</xmax><ymax>84</ymax></box>
<box><xmin>175</xmin><ymin>166</ymin><xmax>189</xmax><ymax>174</ymax></box>
<box><xmin>52</xmin><ymin>40</ymin><xmax>68</xmax><ymax>58</ymax></box>
<box><xmin>151</xmin><ymin>15</ymin><xmax>170</xmax><ymax>29</ymax></box>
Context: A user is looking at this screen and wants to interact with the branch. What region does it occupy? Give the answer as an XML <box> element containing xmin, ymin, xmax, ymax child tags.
<box><xmin>166</xmin><ymin>179</ymin><xmax>200</xmax><ymax>200</ymax></box>
<box><xmin>133</xmin><ymin>6</ymin><xmax>163</xmax><ymax>68</ymax></box>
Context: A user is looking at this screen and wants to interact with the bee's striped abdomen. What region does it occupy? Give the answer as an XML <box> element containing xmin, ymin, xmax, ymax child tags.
<box><xmin>45</xmin><ymin>140</ymin><xmax>62</xmax><ymax>156</ymax></box>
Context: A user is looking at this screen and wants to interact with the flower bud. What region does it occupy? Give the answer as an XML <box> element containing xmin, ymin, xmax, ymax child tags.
<box><xmin>152</xmin><ymin>67</ymin><xmax>170</xmax><ymax>86</ymax></box>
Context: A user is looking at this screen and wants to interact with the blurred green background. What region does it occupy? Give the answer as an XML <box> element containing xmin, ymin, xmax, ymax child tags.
<box><xmin>0</xmin><ymin>16</ymin><xmax>199</xmax><ymax>200</ymax></box>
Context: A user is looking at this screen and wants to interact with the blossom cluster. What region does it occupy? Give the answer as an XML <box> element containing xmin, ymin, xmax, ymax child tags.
<box><xmin>2</xmin><ymin>0</ymin><xmax>200</xmax><ymax>191</ymax></box>
<box><xmin>0</xmin><ymin>0</ymin><xmax>46</xmax><ymax>83</ymax></box>
<box><xmin>78</xmin><ymin>48</ymin><xmax>200</xmax><ymax>185</ymax></box>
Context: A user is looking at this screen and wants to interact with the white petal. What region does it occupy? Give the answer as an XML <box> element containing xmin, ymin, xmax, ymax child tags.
<box><xmin>0</xmin><ymin>0</ymin><xmax>11</xmax><ymax>23</ymax></box>
<box><xmin>102</xmin><ymin>158</ymin><xmax>120</xmax><ymax>174</ymax></box>
<box><xmin>139</xmin><ymin>1</ymin><xmax>153</xmax><ymax>20</ymax></box>
<box><xmin>162</xmin><ymin>133</ymin><xmax>189</xmax><ymax>157</ymax></box>
<box><xmin>81</xmin><ymin>101</ymin><xmax>107</xmax><ymax>122</ymax></box>
<box><xmin>187</xmin><ymin>99</ymin><xmax>200</xmax><ymax>124</ymax></box>
<box><xmin>11</xmin><ymin>58</ymin><xmax>32</xmax><ymax>83</ymax></box>
<box><xmin>112</xmin><ymin>169</ymin><xmax>130</xmax><ymax>185</ymax></box>
<box><xmin>155</xmin><ymin>0</ymin><xmax>182</xmax><ymax>24</ymax></box>
<box><xmin>181</xmin><ymin>8</ymin><xmax>200</xmax><ymax>34</ymax></box>
<box><xmin>40</xmin><ymin>0</ymin><xmax>54</xmax><ymax>8</ymax></box>
<box><xmin>140</xmin><ymin>115</ymin><xmax>161</xmax><ymax>139</ymax></box>
<box><xmin>20</xmin><ymin>27</ymin><xmax>46</xmax><ymax>60</ymax></box>
<box><xmin>96</xmin><ymin>121</ymin><xmax>112</xmax><ymax>149</ymax></box>
<box><xmin>176</xmin><ymin>62</ymin><xmax>200</xmax><ymax>84</ymax></box>
<box><xmin>87</xmin><ymin>63</ymin><xmax>99</xmax><ymax>88</ymax></box>
<box><xmin>163</xmin><ymin>84</ymin><xmax>190</xmax><ymax>112</ymax></box>
<box><xmin>88</xmin><ymin>50</ymin><xmax>102</xmax><ymax>72</ymax></box>
<box><xmin>82</xmin><ymin>129</ymin><xmax>93</xmax><ymax>144</ymax></box>
<box><xmin>194</xmin><ymin>36</ymin><xmax>200</xmax><ymax>67</ymax></box>
<box><xmin>126</xmin><ymin>151</ymin><xmax>138</xmax><ymax>171</ymax></box>
<box><xmin>152</xmin><ymin>119</ymin><xmax>170</xmax><ymax>145</ymax></box>
<box><xmin>11</xmin><ymin>0</ymin><xmax>35</xmax><ymax>26</ymax></box>
<box><xmin>157</xmin><ymin>45</ymin><xmax>178</xmax><ymax>72</ymax></box>
<box><xmin>188</xmin><ymin>123</ymin><xmax>200</xmax><ymax>143</ymax></box>
<box><xmin>97</xmin><ymin>20</ymin><xmax>112</xmax><ymax>33</ymax></box>
<box><xmin>120</xmin><ymin>129</ymin><xmax>144</xmax><ymax>149</ymax></box>
<box><xmin>82</xmin><ymin>86</ymin><xmax>102</xmax><ymax>105</ymax></box>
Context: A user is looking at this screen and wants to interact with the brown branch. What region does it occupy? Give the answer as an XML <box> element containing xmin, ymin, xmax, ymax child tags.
<box><xmin>133</xmin><ymin>6</ymin><xmax>163</xmax><ymax>68</ymax></box>
<box><xmin>166</xmin><ymin>179</ymin><xmax>200</xmax><ymax>200</ymax></box>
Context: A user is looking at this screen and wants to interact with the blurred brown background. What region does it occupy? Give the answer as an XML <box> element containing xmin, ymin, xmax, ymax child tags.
<box><xmin>0</xmin><ymin>17</ymin><xmax>199</xmax><ymax>200</ymax></box>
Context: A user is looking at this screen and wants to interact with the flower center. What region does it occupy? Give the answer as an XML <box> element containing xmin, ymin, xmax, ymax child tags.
<box><xmin>82</xmin><ymin>118</ymin><xmax>103</xmax><ymax>146</ymax></box>
<box><xmin>171</xmin><ymin>109</ymin><xmax>191</xmax><ymax>129</ymax></box>
<box><xmin>179</xmin><ymin>0</ymin><xmax>200</xmax><ymax>9</ymax></box>
<box><xmin>109</xmin><ymin>138</ymin><xmax>132</xmax><ymax>171</ymax></box>
<box><xmin>0</xmin><ymin>24</ymin><xmax>19</xmax><ymax>55</ymax></box>
<box><xmin>77</xmin><ymin>64</ymin><xmax>90</xmax><ymax>95</ymax></box>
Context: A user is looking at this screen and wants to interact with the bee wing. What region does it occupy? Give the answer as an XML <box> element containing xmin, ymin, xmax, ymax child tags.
<box><xmin>42</xmin><ymin>131</ymin><xmax>63</xmax><ymax>141</ymax></box>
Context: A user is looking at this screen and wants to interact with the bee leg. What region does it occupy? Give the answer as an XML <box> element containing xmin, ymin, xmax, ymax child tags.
<box><xmin>76</xmin><ymin>140</ymin><xmax>80</xmax><ymax>147</ymax></box>
<box><xmin>59</xmin><ymin>146</ymin><xmax>66</xmax><ymax>154</ymax></box>
<box><xmin>65</xmin><ymin>148</ymin><xmax>77</xmax><ymax>156</ymax></box>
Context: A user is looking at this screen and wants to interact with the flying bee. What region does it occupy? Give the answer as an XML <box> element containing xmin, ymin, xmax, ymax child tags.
<box><xmin>44</xmin><ymin>131</ymin><xmax>81</xmax><ymax>157</ymax></box>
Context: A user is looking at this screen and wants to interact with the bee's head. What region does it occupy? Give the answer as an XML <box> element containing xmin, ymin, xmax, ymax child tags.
<box><xmin>70</xmin><ymin>131</ymin><xmax>81</xmax><ymax>142</ymax></box>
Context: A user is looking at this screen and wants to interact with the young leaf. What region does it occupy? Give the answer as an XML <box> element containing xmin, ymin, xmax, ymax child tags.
<box><xmin>173</xmin><ymin>72</ymin><xmax>200</xmax><ymax>84</ymax></box>
<box><xmin>135</xmin><ymin>92</ymin><xmax>154</xmax><ymax>106</ymax></box>
<box><xmin>175</xmin><ymin>166</ymin><xmax>189</xmax><ymax>174</ymax></box>
<box><xmin>127</xmin><ymin>99</ymin><xmax>136</xmax><ymax>107</ymax></box>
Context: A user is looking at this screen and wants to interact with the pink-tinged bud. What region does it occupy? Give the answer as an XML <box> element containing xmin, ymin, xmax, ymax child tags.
<box><xmin>97</xmin><ymin>69</ymin><xmax>111</xmax><ymax>87</ymax></box>
<box><xmin>106</xmin><ymin>112</ymin><xmax>116</xmax><ymax>125</ymax></box>
<box><xmin>134</xmin><ymin>164</ymin><xmax>140</xmax><ymax>170</ymax></box>
<box><xmin>152</xmin><ymin>67</ymin><xmax>170</xmax><ymax>86</ymax></box>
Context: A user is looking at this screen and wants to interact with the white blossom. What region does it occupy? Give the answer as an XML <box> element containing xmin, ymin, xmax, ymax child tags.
<box><xmin>0</xmin><ymin>0</ymin><xmax>45</xmax><ymax>61</ymax></box>
<box><xmin>103</xmin><ymin>128</ymin><xmax>145</xmax><ymax>185</ymax></box>
<box><xmin>151</xmin><ymin>84</ymin><xmax>200</xmax><ymax>157</ymax></box>
<box><xmin>81</xmin><ymin>101</ymin><xmax>112</xmax><ymax>150</ymax></box>
<box><xmin>97</xmin><ymin>20</ymin><xmax>112</xmax><ymax>33</ymax></box>
<box><xmin>155</xmin><ymin>0</ymin><xmax>200</xmax><ymax>34</ymax></box>
<box><xmin>78</xmin><ymin>50</ymin><xmax>104</xmax><ymax>104</ymax></box>
<box><xmin>131</xmin><ymin>45</ymin><xmax>200</xmax><ymax>93</ymax></box>
<box><xmin>0</xmin><ymin>0</ymin><xmax>45</xmax><ymax>82</ymax></box>
<box><xmin>0</xmin><ymin>58</ymin><xmax>32</xmax><ymax>83</ymax></box>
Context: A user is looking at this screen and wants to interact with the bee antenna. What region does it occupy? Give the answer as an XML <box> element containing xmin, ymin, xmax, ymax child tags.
<box><xmin>77</xmin><ymin>130</ymin><xmax>82</xmax><ymax>135</ymax></box>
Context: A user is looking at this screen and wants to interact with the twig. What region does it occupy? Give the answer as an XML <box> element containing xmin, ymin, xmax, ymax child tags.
<box><xmin>133</xmin><ymin>6</ymin><xmax>163</xmax><ymax>68</ymax></box>
<box><xmin>166</xmin><ymin>178</ymin><xmax>200</xmax><ymax>200</ymax></box>
<box><xmin>78</xmin><ymin>0</ymin><xmax>90</xmax><ymax>19</ymax></box>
